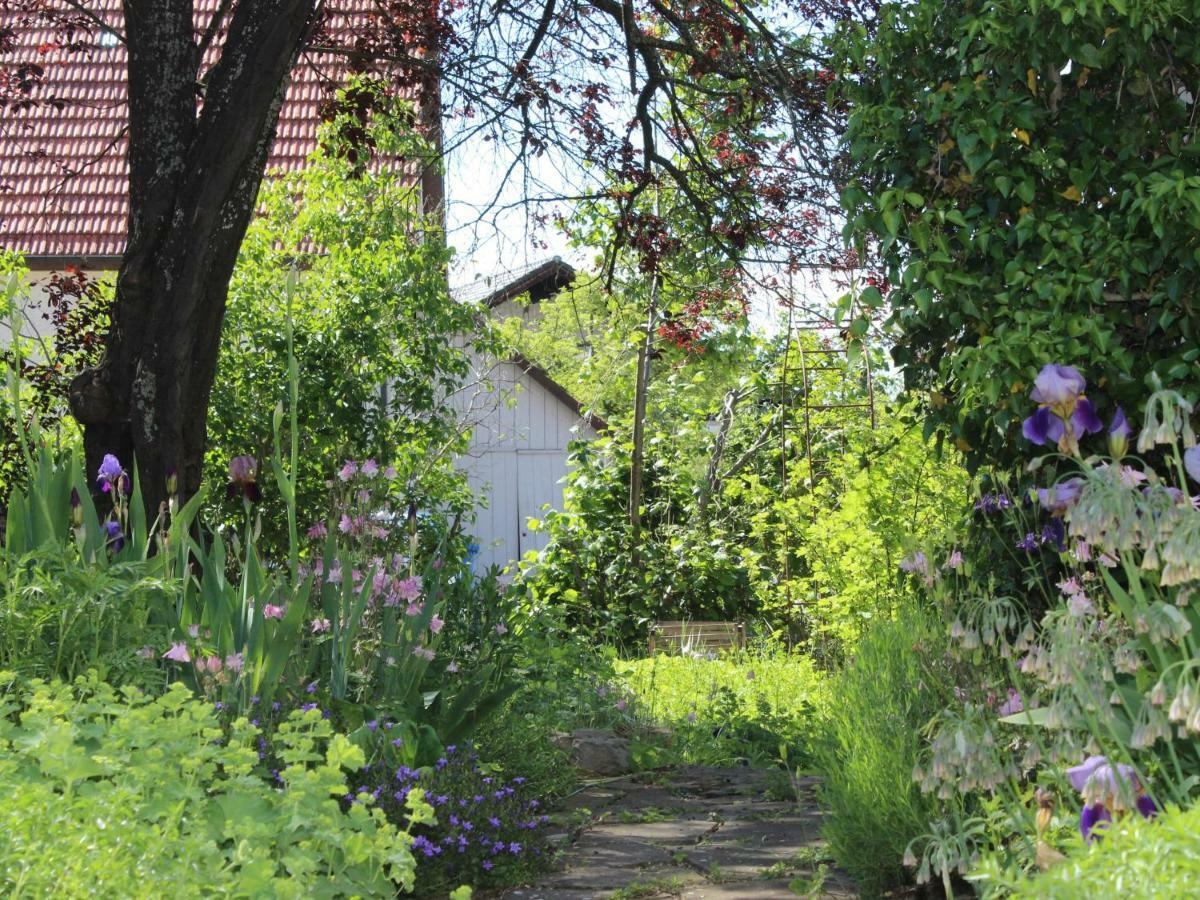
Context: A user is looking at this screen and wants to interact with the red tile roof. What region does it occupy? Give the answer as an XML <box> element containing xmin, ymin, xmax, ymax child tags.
<box><xmin>0</xmin><ymin>1</ymin><xmax>423</xmax><ymax>266</ymax></box>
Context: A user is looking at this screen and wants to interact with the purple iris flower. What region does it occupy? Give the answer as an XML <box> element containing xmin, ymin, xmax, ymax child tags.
<box><xmin>95</xmin><ymin>453</ymin><xmax>130</xmax><ymax>494</ymax></box>
<box><xmin>226</xmin><ymin>454</ymin><xmax>262</xmax><ymax>502</ymax></box>
<box><xmin>1036</xmin><ymin>477</ymin><xmax>1085</xmax><ymax>515</ymax></box>
<box><xmin>1021</xmin><ymin>364</ymin><xmax>1103</xmax><ymax>451</ymax></box>
<box><xmin>104</xmin><ymin>519</ymin><xmax>125</xmax><ymax>553</ymax></box>
<box><xmin>1185</xmin><ymin>446</ymin><xmax>1200</xmax><ymax>485</ymax></box>
<box><xmin>1030</xmin><ymin>364</ymin><xmax>1086</xmax><ymax>406</ymax></box>
<box><xmin>1109</xmin><ymin>407</ymin><xmax>1131</xmax><ymax>457</ymax></box>
<box><xmin>1023</xmin><ymin>407</ymin><xmax>1066</xmax><ymax>446</ymax></box>
<box><xmin>1067</xmin><ymin>755</ymin><xmax>1157</xmax><ymax>841</ymax></box>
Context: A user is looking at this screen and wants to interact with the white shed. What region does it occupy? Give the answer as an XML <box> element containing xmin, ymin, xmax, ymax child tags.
<box><xmin>450</xmin><ymin>259</ymin><xmax>604</xmax><ymax>572</ymax></box>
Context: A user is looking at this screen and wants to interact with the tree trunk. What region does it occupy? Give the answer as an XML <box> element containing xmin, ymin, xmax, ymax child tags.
<box><xmin>69</xmin><ymin>0</ymin><xmax>318</xmax><ymax>520</ymax></box>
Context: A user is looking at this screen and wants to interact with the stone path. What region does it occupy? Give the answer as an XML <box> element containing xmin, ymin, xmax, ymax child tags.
<box><xmin>494</xmin><ymin>766</ymin><xmax>858</xmax><ymax>899</ymax></box>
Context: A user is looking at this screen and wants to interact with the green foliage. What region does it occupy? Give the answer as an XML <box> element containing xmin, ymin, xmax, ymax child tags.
<box><xmin>618</xmin><ymin>644</ymin><xmax>828</xmax><ymax>767</ymax></box>
<box><xmin>519</xmin><ymin>324</ymin><xmax>967</xmax><ymax>651</ymax></box>
<box><xmin>0</xmin><ymin>256</ymin><xmax>109</xmax><ymax>500</ymax></box>
<box><xmin>791</xmin><ymin>412</ymin><xmax>969</xmax><ymax>651</ymax></box>
<box><xmin>838</xmin><ymin>0</ymin><xmax>1200</xmax><ymax>468</ymax></box>
<box><xmin>496</xmin><ymin>277</ymin><xmax>642</xmax><ymax>421</ymax></box>
<box><xmin>523</xmin><ymin>429</ymin><xmax>754</xmax><ymax>643</ymax></box>
<box><xmin>0</xmin><ymin>676</ymin><xmax>423</xmax><ymax>897</ymax></box>
<box><xmin>1012</xmin><ymin>802</ymin><xmax>1200</xmax><ymax>899</ymax></box>
<box><xmin>813</xmin><ymin>605</ymin><xmax>965</xmax><ymax>898</ymax></box>
<box><xmin>0</xmin><ymin>443</ymin><xmax>198</xmax><ymax>685</ymax></box>
<box><xmin>209</xmin><ymin>82</ymin><xmax>479</xmax><ymax>555</ymax></box>
<box><xmin>0</xmin><ymin>543</ymin><xmax>173</xmax><ymax>685</ymax></box>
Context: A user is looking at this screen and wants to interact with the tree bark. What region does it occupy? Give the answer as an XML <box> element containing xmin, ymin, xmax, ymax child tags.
<box><xmin>69</xmin><ymin>0</ymin><xmax>319</xmax><ymax>520</ymax></box>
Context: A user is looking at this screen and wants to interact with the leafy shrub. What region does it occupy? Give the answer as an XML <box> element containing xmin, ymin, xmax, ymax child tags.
<box><xmin>209</xmin><ymin>82</ymin><xmax>480</xmax><ymax>558</ymax></box>
<box><xmin>0</xmin><ymin>542</ymin><xmax>173</xmax><ymax>685</ymax></box>
<box><xmin>354</xmin><ymin>743</ymin><xmax>553</xmax><ymax>895</ymax></box>
<box><xmin>813</xmin><ymin>605</ymin><xmax>965</xmax><ymax>897</ymax></box>
<box><xmin>619</xmin><ymin>643</ymin><xmax>828</xmax><ymax>767</ymax></box>
<box><xmin>837</xmin><ymin>0</ymin><xmax>1200</xmax><ymax>470</ymax></box>
<box><xmin>0</xmin><ymin>676</ymin><xmax>424</xmax><ymax>897</ymax></box>
<box><xmin>1012</xmin><ymin>803</ymin><xmax>1200</xmax><ymax>899</ymax></box>
<box><xmin>0</xmin><ymin>254</ymin><xmax>110</xmax><ymax>499</ymax></box>
<box><xmin>910</xmin><ymin>368</ymin><xmax>1200</xmax><ymax>886</ymax></box>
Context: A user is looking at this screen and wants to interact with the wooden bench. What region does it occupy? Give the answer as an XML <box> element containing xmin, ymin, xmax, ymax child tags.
<box><xmin>648</xmin><ymin>620</ymin><xmax>746</xmax><ymax>655</ymax></box>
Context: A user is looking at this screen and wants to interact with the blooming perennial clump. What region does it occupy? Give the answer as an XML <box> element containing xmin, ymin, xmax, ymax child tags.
<box><xmin>912</xmin><ymin>363</ymin><xmax>1200</xmax><ymax>880</ymax></box>
<box><xmin>354</xmin><ymin>744</ymin><xmax>552</xmax><ymax>888</ymax></box>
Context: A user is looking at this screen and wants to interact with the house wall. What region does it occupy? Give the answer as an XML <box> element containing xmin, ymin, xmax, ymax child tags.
<box><xmin>447</xmin><ymin>352</ymin><xmax>597</xmax><ymax>573</ymax></box>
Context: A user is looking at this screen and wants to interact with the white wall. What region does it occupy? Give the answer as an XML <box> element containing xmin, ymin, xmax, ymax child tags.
<box><xmin>447</xmin><ymin>352</ymin><xmax>598</xmax><ymax>573</ymax></box>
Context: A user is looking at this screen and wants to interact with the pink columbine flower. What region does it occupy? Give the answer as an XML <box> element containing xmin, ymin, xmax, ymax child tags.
<box><xmin>307</xmin><ymin>522</ymin><xmax>328</xmax><ymax>539</ymax></box>
<box><xmin>383</xmin><ymin>465</ymin><xmax>398</xmax><ymax>480</ymax></box>
<box><xmin>164</xmin><ymin>642</ymin><xmax>191</xmax><ymax>663</ymax></box>
<box><xmin>361</xmin><ymin>459</ymin><xmax>379</xmax><ymax>477</ymax></box>
<box><xmin>187</xmin><ymin>623</ymin><xmax>200</xmax><ymax>638</ymax></box>
<box><xmin>224</xmin><ymin>653</ymin><xmax>244</xmax><ymax>673</ymax></box>
<box><xmin>446</xmin><ymin>660</ymin><xmax>460</xmax><ymax>673</ymax></box>
<box><xmin>356</xmin><ymin>489</ymin><xmax>371</xmax><ymax>504</ymax></box>
<box><xmin>1068</xmin><ymin>594</ymin><xmax>1096</xmax><ymax>617</ymax></box>
<box><xmin>338</xmin><ymin>514</ymin><xmax>353</xmax><ymax>534</ymax></box>
<box><xmin>201</xmin><ymin>655</ymin><xmax>223</xmax><ymax>675</ymax></box>
<box><xmin>430</xmin><ymin>615</ymin><xmax>444</xmax><ymax>634</ymax></box>
<box><xmin>338</xmin><ymin>460</ymin><xmax>358</xmax><ymax>482</ymax></box>
<box><xmin>137</xmin><ymin>645</ymin><xmax>156</xmax><ymax>659</ymax></box>
<box><xmin>326</xmin><ymin>565</ymin><xmax>343</xmax><ymax>585</ymax></box>
<box><xmin>412</xmin><ymin>646</ymin><xmax>436</xmax><ymax>661</ymax></box>
<box><xmin>944</xmin><ymin>549</ymin><xmax>964</xmax><ymax>570</ymax></box>
<box><xmin>406</xmin><ymin>601</ymin><xmax>424</xmax><ymax>617</ymax></box>
<box><xmin>311</xmin><ymin>617</ymin><xmax>332</xmax><ymax>634</ymax></box>
<box><xmin>615</xmin><ymin>699</ymin><xmax>627</xmax><ymax>712</ymax></box>
<box><xmin>396</xmin><ymin>576</ymin><xmax>422</xmax><ymax>601</ymax></box>
<box><xmin>494</xmin><ymin>622</ymin><xmax>508</xmax><ymax>636</ymax></box>
<box><xmin>262</xmin><ymin>604</ymin><xmax>286</xmax><ymax>620</ymax></box>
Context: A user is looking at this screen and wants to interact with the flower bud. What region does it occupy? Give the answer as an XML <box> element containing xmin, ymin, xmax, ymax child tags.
<box><xmin>1150</xmin><ymin>681</ymin><xmax>1167</xmax><ymax>707</ymax></box>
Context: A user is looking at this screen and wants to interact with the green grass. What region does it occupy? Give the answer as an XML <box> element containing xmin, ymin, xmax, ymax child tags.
<box><xmin>811</xmin><ymin>606</ymin><xmax>960</xmax><ymax>898</ymax></box>
<box><xmin>608</xmin><ymin>875</ymin><xmax>689</xmax><ymax>898</ymax></box>
<box><xmin>616</xmin><ymin>642</ymin><xmax>828</xmax><ymax>767</ymax></box>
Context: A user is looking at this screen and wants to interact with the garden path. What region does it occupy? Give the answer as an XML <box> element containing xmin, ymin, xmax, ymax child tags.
<box><xmin>495</xmin><ymin>766</ymin><xmax>858</xmax><ymax>899</ymax></box>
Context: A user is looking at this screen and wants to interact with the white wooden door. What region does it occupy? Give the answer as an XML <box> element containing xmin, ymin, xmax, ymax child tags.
<box><xmin>516</xmin><ymin>451</ymin><xmax>568</xmax><ymax>557</ymax></box>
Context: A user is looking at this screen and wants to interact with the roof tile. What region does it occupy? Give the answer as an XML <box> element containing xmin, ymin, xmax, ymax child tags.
<box><xmin>0</xmin><ymin>0</ymin><xmax>418</xmax><ymax>261</ymax></box>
